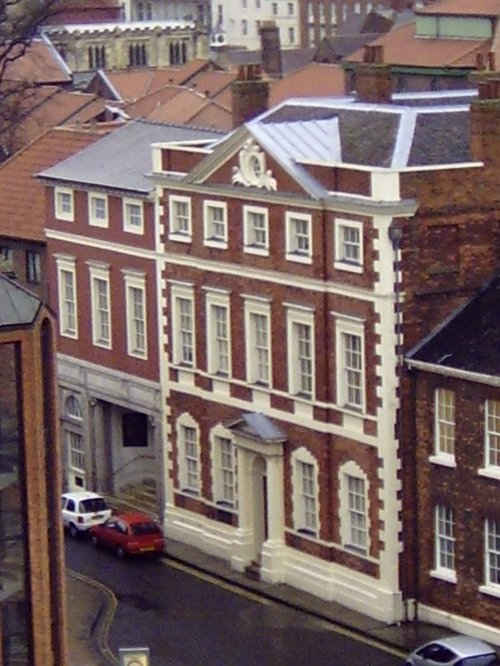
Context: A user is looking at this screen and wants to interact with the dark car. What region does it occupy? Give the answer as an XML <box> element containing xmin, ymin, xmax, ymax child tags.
<box><xmin>89</xmin><ymin>511</ymin><xmax>165</xmax><ymax>558</ymax></box>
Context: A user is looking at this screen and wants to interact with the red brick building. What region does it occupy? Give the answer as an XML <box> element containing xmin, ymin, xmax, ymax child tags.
<box><xmin>38</xmin><ymin>120</ymin><xmax>223</xmax><ymax>498</ymax></box>
<box><xmin>0</xmin><ymin>276</ymin><xmax>67</xmax><ymax>665</ymax></box>
<box><xmin>299</xmin><ymin>0</ymin><xmax>417</xmax><ymax>48</ymax></box>
<box><xmin>406</xmin><ymin>276</ymin><xmax>500</xmax><ymax>640</ymax></box>
<box><xmin>148</xmin><ymin>60</ymin><xmax>500</xmax><ymax>634</ymax></box>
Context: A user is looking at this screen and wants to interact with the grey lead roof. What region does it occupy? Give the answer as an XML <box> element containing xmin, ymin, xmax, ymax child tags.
<box><xmin>0</xmin><ymin>275</ymin><xmax>41</xmax><ymax>327</ymax></box>
<box><xmin>39</xmin><ymin>119</ymin><xmax>225</xmax><ymax>193</ymax></box>
<box><xmin>226</xmin><ymin>412</ymin><xmax>287</xmax><ymax>443</ymax></box>
<box><xmin>244</xmin><ymin>90</ymin><xmax>477</xmax><ymax>198</ymax></box>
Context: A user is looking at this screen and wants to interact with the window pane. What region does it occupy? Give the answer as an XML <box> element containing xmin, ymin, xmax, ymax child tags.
<box><xmin>436</xmin><ymin>389</ymin><xmax>455</xmax><ymax>456</ymax></box>
<box><xmin>486</xmin><ymin>400</ymin><xmax>500</xmax><ymax>467</ymax></box>
<box><xmin>436</xmin><ymin>505</ymin><xmax>455</xmax><ymax>571</ymax></box>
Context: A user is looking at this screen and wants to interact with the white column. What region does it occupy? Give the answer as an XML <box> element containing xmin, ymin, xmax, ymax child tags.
<box><xmin>261</xmin><ymin>454</ymin><xmax>286</xmax><ymax>583</ymax></box>
<box><xmin>231</xmin><ymin>447</ymin><xmax>255</xmax><ymax>572</ymax></box>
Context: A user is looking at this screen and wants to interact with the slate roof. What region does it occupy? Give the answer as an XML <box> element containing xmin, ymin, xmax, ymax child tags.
<box><xmin>0</xmin><ymin>275</ymin><xmax>41</xmax><ymax>327</ymax></box>
<box><xmin>0</xmin><ymin>126</ymin><xmax>109</xmax><ymax>242</ymax></box>
<box><xmin>243</xmin><ymin>90</ymin><xmax>476</xmax><ymax>197</ymax></box>
<box><xmin>407</xmin><ymin>275</ymin><xmax>500</xmax><ymax>377</ymax></box>
<box><xmin>39</xmin><ymin>120</ymin><xmax>225</xmax><ymax>192</ymax></box>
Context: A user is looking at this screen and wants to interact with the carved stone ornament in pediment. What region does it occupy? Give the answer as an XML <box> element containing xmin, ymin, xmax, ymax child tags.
<box><xmin>232</xmin><ymin>139</ymin><xmax>277</xmax><ymax>191</ymax></box>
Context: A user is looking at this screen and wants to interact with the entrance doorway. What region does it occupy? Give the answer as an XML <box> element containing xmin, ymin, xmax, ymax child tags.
<box><xmin>251</xmin><ymin>456</ymin><xmax>268</xmax><ymax>560</ymax></box>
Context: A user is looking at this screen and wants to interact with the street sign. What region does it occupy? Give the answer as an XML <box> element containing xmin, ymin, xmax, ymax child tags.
<box><xmin>118</xmin><ymin>646</ymin><xmax>150</xmax><ymax>666</ymax></box>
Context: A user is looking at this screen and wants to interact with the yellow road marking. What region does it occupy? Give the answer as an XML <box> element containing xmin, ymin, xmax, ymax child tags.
<box><xmin>68</xmin><ymin>569</ymin><xmax>119</xmax><ymax>665</ymax></box>
<box><xmin>317</xmin><ymin>619</ymin><xmax>407</xmax><ymax>658</ymax></box>
<box><xmin>162</xmin><ymin>558</ymin><xmax>271</xmax><ymax>605</ymax></box>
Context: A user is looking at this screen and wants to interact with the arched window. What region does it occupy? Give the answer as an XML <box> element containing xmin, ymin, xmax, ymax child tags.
<box><xmin>65</xmin><ymin>394</ymin><xmax>82</xmax><ymax>420</ymax></box>
<box><xmin>176</xmin><ymin>413</ymin><xmax>200</xmax><ymax>495</ymax></box>
<box><xmin>210</xmin><ymin>424</ymin><xmax>237</xmax><ymax>509</ymax></box>
<box><xmin>339</xmin><ymin>461</ymin><xmax>370</xmax><ymax>555</ymax></box>
<box><xmin>291</xmin><ymin>447</ymin><xmax>319</xmax><ymax>537</ymax></box>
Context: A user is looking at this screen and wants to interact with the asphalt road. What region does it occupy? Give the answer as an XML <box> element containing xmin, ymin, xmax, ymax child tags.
<box><xmin>65</xmin><ymin>536</ymin><xmax>404</xmax><ymax>666</ymax></box>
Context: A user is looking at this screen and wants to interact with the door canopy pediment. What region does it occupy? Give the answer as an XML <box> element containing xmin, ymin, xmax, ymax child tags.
<box><xmin>225</xmin><ymin>412</ymin><xmax>286</xmax><ymax>457</ymax></box>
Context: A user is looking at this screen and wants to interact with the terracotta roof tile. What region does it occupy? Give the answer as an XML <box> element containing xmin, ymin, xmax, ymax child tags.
<box><xmin>0</xmin><ymin>126</ymin><xmax>109</xmax><ymax>242</ymax></box>
<box><xmin>184</xmin><ymin>104</ymin><xmax>233</xmax><ymax>132</ymax></box>
<box><xmin>269</xmin><ymin>63</ymin><xmax>345</xmax><ymax>106</ymax></box>
<box><xmin>2</xmin><ymin>88</ymin><xmax>107</xmax><ymax>154</ymax></box>
<box><xmin>346</xmin><ymin>22</ymin><xmax>492</xmax><ymax>68</ymax></box>
<box><xmin>3</xmin><ymin>38</ymin><xmax>71</xmax><ymax>84</ymax></box>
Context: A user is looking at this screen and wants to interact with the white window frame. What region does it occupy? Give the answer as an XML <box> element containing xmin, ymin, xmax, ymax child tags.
<box><xmin>176</xmin><ymin>413</ymin><xmax>200</xmax><ymax>495</ymax></box>
<box><xmin>203</xmin><ymin>200</ymin><xmax>228</xmax><ymax>247</ymax></box>
<box><xmin>292</xmin><ymin>447</ymin><xmax>319</xmax><ymax>537</ymax></box>
<box><xmin>124</xmin><ymin>271</ymin><xmax>147</xmax><ymax>359</ymax></box>
<box><xmin>169</xmin><ymin>195</ymin><xmax>192</xmax><ymax>241</ymax></box>
<box><xmin>287</xmin><ymin>307</ymin><xmax>315</xmax><ymax>399</ymax></box>
<box><xmin>339</xmin><ymin>461</ymin><xmax>369</xmax><ymax>555</ymax></box>
<box><xmin>432</xmin><ymin>504</ymin><xmax>456</xmax><ymax>582</ymax></box>
<box><xmin>123</xmin><ymin>198</ymin><xmax>144</xmax><ymax>234</ymax></box>
<box><xmin>55</xmin><ymin>187</ymin><xmax>74</xmax><ymax>222</ymax></box>
<box><xmin>88</xmin><ymin>192</ymin><xmax>109</xmax><ymax>228</ymax></box>
<box><xmin>243</xmin><ymin>205</ymin><xmax>269</xmax><ymax>256</ymax></box>
<box><xmin>285</xmin><ymin>212</ymin><xmax>312</xmax><ymax>264</ymax></box>
<box><xmin>335</xmin><ymin>316</ymin><xmax>365</xmax><ymax>412</ymax></box>
<box><xmin>334</xmin><ymin>218</ymin><xmax>363</xmax><ymax>273</ymax></box>
<box><xmin>89</xmin><ymin>264</ymin><xmax>111</xmax><ymax>349</ymax></box>
<box><xmin>481</xmin><ymin>519</ymin><xmax>500</xmax><ymax>595</ymax></box>
<box><xmin>210</xmin><ymin>425</ymin><xmax>237</xmax><ymax>509</ymax></box>
<box><xmin>432</xmin><ymin>388</ymin><xmax>456</xmax><ymax>465</ymax></box>
<box><xmin>244</xmin><ymin>298</ymin><xmax>272</xmax><ymax>387</ymax></box>
<box><xmin>485</xmin><ymin>400</ymin><xmax>500</xmax><ymax>471</ymax></box>
<box><xmin>56</xmin><ymin>256</ymin><xmax>78</xmax><ymax>339</ymax></box>
<box><xmin>206</xmin><ymin>291</ymin><xmax>231</xmax><ymax>377</ymax></box>
<box><xmin>171</xmin><ymin>283</ymin><xmax>195</xmax><ymax>367</ymax></box>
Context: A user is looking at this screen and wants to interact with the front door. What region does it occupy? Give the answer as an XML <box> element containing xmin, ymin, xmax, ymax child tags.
<box><xmin>251</xmin><ymin>456</ymin><xmax>267</xmax><ymax>560</ymax></box>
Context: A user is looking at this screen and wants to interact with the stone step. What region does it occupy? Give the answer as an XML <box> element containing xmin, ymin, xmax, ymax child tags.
<box><xmin>244</xmin><ymin>561</ymin><xmax>261</xmax><ymax>581</ymax></box>
<box><xmin>105</xmin><ymin>481</ymin><xmax>159</xmax><ymax>520</ymax></box>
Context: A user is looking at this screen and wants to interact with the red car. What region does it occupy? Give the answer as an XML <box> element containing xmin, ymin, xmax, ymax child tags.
<box><xmin>89</xmin><ymin>511</ymin><xmax>165</xmax><ymax>558</ymax></box>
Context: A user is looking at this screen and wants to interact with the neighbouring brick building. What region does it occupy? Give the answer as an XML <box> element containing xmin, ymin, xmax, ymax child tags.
<box><xmin>0</xmin><ymin>126</ymin><xmax>108</xmax><ymax>303</ymax></box>
<box><xmin>147</xmin><ymin>57</ymin><xmax>500</xmax><ymax>636</ymax></box>
<box><xmin>406</xmin><ymin>275</ymin><xmax>500</xmax><ymax>639</ymax></box>
<box><xmin>343</xmin><ymin>0</ymin><xmax>500</xmax><ymax>93</ymax></box>
<box><xmin>0</xmin><ymin>276</ymin><xmax>66</xmax><ymax>665</ymax></box>
<box><xmin>38</xmin><ymin>120</ymin><xmax>223</xmax><ymax>497</ymax></box>
<box><xmin>299</xmin><ymin>0</ymin><xmax>418</xmax><ymax>48</ymax></box>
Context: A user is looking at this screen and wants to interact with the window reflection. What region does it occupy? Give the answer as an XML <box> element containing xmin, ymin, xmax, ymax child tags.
<box><xmin>0</xmin><ymin>342</ymin><xmax>29</xmax><ymax>664</ymax></box>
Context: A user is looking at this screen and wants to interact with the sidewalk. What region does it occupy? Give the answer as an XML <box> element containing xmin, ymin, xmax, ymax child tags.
<box><xmin>67</xmin><ymin>538</ymin><xmax>449</xmax><ymax>666</ymax></box>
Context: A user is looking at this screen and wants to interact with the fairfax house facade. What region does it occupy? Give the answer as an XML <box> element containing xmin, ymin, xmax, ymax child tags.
<box><xmin>39</xmin><ymin>120</ymin><xmax>223</xmax><ymax>496</ymax></box>
<box><xmin>150</xmin><ymin>63</ymin><xmax>500</xmax><ymax>631</ymax></box>
<box><xmin>152</xmin><ymin>103</ymin><xmax>412</xmax><ymax>623</ymax></box>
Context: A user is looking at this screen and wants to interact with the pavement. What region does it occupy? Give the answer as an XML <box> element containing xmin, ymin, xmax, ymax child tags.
<box><xmin>67</xmin><ymin>538</ymin><xmax>453</xmax><ymax>666</ymax></box>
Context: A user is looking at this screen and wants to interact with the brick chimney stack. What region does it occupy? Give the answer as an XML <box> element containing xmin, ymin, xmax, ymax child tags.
<box><xmin>259</xmin><ymin>21</ymin><xmax>283</xmax><ymax>79</ymax></box>
<box><xmin>354</xmin><ymin>44</ymin><xmax>392</xmax><ymax>104</ymax></box>
<box><xmin>231</xmin><ymin>63</ymin><xmax>269</xmax><ymax>128</ymax></box>
<box><xmin>469</xmin><ymin>72</ymin><xmax>500</xmax><ymax>165</ymax></box>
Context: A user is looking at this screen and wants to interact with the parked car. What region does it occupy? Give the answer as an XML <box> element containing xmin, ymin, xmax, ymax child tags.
<box><xmin>62</xmin><ymin>491</ymin><xmax>112</xmax><ymax>538</ymax></box>
<box><xmin>89</xmin><ymin>511</ymin><xmax>165</xmax><ymax>558</ymax></box>
<box><xmin>405</xmin><ymin>635</ymin><xmax>499</xmax><ymax>666</ymax></box>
